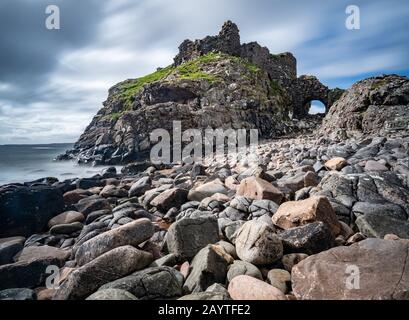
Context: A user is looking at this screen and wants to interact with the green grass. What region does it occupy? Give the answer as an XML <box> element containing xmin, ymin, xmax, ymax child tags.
<box><xmin>270</xmin><ymin>80</ymin><xmax>283</xmax><ymax>96</ymax></box>
<box><xmin>109</xmin><ymin>51</ymin><xmax>267</xmax><ymax>120</ymax></box>
<box><xmin>109</xmin><ymin>112</ymin><xmax>122</xmax><ymax>121</ymax></box>
<box><xmin>117</xmin><ymin>65</ymin><xmax>175</xmax><ymax>110</ymax></box>
<box><xmin>174</xmin><ymin>52</ymin><xmax>220</xmax><ymax>82</ymax></box>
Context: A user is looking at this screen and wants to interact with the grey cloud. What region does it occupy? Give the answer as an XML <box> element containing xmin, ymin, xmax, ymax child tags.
<box><xmin>0</xmin><ymin>0</ymin><xmax>408</xmax><ymax>144</ymax></box>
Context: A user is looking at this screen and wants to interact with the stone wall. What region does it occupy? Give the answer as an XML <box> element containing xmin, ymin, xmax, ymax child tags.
<box><xmin>174</xmin><ymin>21</ymin><xmax>297</xmax><ymax>89</ymax></box>
<box><xmin>173</xmin><ymin>21</ymin><xmax>339</xmax><ymax>119</ymax></box>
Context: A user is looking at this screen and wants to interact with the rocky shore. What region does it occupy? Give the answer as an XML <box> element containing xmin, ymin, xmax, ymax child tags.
<box><xmin>1</xmin><ymin>116</ymin><xmax>409</xmax><ymax>300</ymax></box>
<box><xmin>1</xmin><ymin>22</ymin><xmax>409</xmax><ymax>300</ymax></box>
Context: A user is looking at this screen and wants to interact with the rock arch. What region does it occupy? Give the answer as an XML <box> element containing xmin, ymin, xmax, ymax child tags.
<box><xmin>293</xmin><ymin>75</ymin><xmax>330</xmax><ymax>118</ymax></box>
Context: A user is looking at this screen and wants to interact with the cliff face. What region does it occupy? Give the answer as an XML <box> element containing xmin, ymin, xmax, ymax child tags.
<box><xmin>321</xmin><ymin>74</ymin><xmax>409</xmax><ymax>139</ymax></box>
<box><xmin>61</xmin><ymin>21</ymin><xmax>337</xmax><ymax>165</ymax></box>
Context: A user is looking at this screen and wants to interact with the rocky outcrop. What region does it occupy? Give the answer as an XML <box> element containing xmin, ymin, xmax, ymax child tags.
<box><xmin>321</xmin><ymin>74</ymin><xmax>409</xmax><ymax>138</ymax></box>
<box><xmin>59</xmin><ymin>21</ymin><xmax>336</xmax><ymax>165</ymax></box>
<box><xmin>0</xmin><ymin>185</ymin><xmax>64</xmax><ymax>237</ymax></box>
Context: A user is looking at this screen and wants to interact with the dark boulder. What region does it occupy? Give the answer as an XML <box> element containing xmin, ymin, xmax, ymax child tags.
<box><xmin>0</xmin><ymin>185</ymin><xmax>64</xmax><ymax>237</ymax></box>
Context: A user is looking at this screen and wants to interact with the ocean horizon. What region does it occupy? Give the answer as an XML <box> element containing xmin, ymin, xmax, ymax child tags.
<box><xmin>0</xmin><ymin>143</ymin><xmax>120</xmax><ymax>185</ymax></box>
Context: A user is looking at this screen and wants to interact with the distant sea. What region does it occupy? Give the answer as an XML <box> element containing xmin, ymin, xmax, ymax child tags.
<box><xmin>0</xmin><ymin>144</ymin><xmax>120</xmax><ymax>186</ymax></box>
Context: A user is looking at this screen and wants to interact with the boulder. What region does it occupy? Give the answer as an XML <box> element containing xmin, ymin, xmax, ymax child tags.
<box><xmin>74</xmin><ymin>197</ymin><xmax>112</xmax><ymax>216</ymax></box>
<box><xmin>0</xmin><ymin>185</ymin><xmax>64</xmax><ymax>237</ymax></box>
<box><xmin>279</xmin><ymin>222</ymin><xmax>335</xmax><ymax>254</ymax></box>
<box><xmin>166</xmin><ymin>216</ymin><xmax>219</xmax><ymax>260</ymax></box>
<box><xmin>99</xmin><ymin>185</ymin><xmax>128</xmax><ymax>198</ymax></box>
<box><xmin>272</xmin><ymin>196</ymin><xmax>341</xmax><ymax>236</ymax></box>
<box><xmin>236</xmin><ymin>177</ymin><xmax>283</xmax><ymax>204</ymax></box>
<box><xmin>128</xmin><ymin>176</ymin><xmax>151</xmax><ymax>197</ymax></box>
<box><xmin>150</xmin><ymin>188</ymin><xmax>188</xmax><ymax>212</ymax></box>
<box><xmin>356</xmin><ymin>213</ymin><xmax>409</xmax><ymax>239</ymax></box>
<box><xmin>364</xmin><ymin>160</ymin><xmax>388</xmax><ymax>172</ymax></box>
<box><xmin>99</xmin><ymin>266</ymin><xmax>184</xmax><ymax>299</ymax></box>
<box><xmin>235</xmin><ymin>220</ymin><xmax>283</xmax><ymax>265</ymax></box>
<box><xmin>63</xmin><ymin>189</ymin><xmax>90</xmax><ymax>206</ymax></box>
<box><xmin>188</xmin><ymin>179</ymin><xmax>230</xmax><ymax>202</ymax></box>
<box><xmin>50</xmin><ymin>222</ymin><xmax>84</xmax><ymax>235</ymax></box>
<box><xmin>48</xmin><ymin>211</ymin><xmax>85</xmax><ymax>229</ymax></box>
<box><xmin>228</xmin><ymin>275</ymin><xmax>286</xmax><ymax>300</ymax></box>
<box><xmin>0</xmin><ymin>256</ymin><xmax>65</xmax><ymax>290</ymax></box>
<box><xmin>75</xmin><ymin>218</ymin><xmax>154</xmax><ymax>266</ymax></box>
<box><xmin>53</xmin><ymin>246</ymin><xmax>152</xmax><ymax>300</ymax></box>
<box><xmin>352</xmin><ymin>202</ymin><xmax>407</xmax><ymax>221</ymax></box>
<box><xmin>266</xmin><ymin>269</ymin><xmax>291</xmax><ymax>294</ymax></box>
<box><xmin>183</xmin><ymin>245</ymin><xmax>230</xmax><ymax>293</ymax></box>
<box><xmin>14</xmin><ymin>245</ymin><xmax>70</xmax><ymax>264</ymax></box>
<box><xmin>227</xmin><ymin>260</ymin><xmax>262</xmax><ymax>283</ymax></box>
<box><xmin>292</xmin><ymin>239</ymin><xmax>409</xmax><ymax>300</ymax></box>
<box><xmin>325</xmin><ymin>157</ymin><xmax>347</xmax><ymax>171</ymax></box>
<box><xmin>0</xmin><ymin>240</ymin><xmax>23</xmax><ymax>266</ymax></box>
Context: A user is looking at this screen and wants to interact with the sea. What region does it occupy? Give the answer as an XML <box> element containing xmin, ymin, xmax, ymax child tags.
<box><xmin>0</xmin><ymin>144</ymin><xmax>121</xmax><ymax>186</ymax></box>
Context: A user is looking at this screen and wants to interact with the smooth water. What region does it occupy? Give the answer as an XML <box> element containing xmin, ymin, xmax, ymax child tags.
<box><xmin>0</xmin><ymin>144</ymin><xmax>119</xmax><ymax>185</ymax></box>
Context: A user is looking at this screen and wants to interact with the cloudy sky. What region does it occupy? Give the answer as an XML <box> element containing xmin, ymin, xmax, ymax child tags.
<box><xmin>0</xmin><ymin>0</ymin><xmax>408</xmax><ymax>144</ymax></box>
